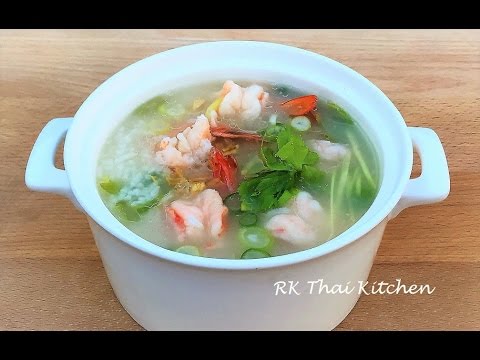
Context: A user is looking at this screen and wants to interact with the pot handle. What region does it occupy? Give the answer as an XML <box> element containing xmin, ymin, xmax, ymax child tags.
<box><xmin>389</xmin><ymin>127</ymin><xmax>450</xmax><ymax>219</ymax></box>
<box><xmin>25</xmin><ymin>118</ymin><xmax>82</xmax><ymax>210</ymax></box>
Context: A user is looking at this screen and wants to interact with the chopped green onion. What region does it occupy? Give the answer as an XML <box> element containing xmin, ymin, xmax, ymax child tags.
<box><xmin>224</xmin><ymin>192</ymin><xmax>242</xmax><ymax>213</ymax></box>
<box><xmin>241</xmin><ymin>248</ymin><xmax>271</xmax><ymax>259</ymax></box>
<box><xmin>238</xmin><ymin>212</ymin><xmax>257</xmax><ymax>226</ymax></box>
<box><xmin>290</xmin><ymin>116</ymin><xmax>311</xmax><ymax>131</ymax></box>
<box><xmin>176</xmin><ymin>245</ymin><xmax>201</xmax><ymax>256</ymax></box>
<box><xmin>239</xmin><ymin>227</ymin><xmax>272</xmax><ymax>250</ymax></box>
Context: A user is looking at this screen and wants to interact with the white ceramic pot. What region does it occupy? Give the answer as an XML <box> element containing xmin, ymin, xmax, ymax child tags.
<box><xmin>25</xmin><ymin>42</ymin><xmax>450</xmax><ymax>330</ymax></box>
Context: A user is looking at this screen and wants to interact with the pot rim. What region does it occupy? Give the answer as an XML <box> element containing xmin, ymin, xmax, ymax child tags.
<box><xmin>65</xmin><ymin>41</ymin><xmax>412</xmax><ymax>270</ymax></box>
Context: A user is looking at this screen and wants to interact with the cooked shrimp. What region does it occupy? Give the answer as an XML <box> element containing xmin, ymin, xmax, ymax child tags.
<box><xmin>217</xmin><ymin>80</ymin><xmax>269</xmax><ymax>122</ymax></box>
<box><xmin>308</xmin><ymin>139</ymin><xmax>349</xmax><ymax>162</ymax></box>
<box><xmin>290</xmin><ymin>191</ymin><xmax>324</xmax><ymax>224</ymax></box>
<box><xmin>265</xmin><ymin>191</ymin><xmax>324</xmax><ymax>246</ymax></box>
<box><xmin>154</xmin><ymin>114</ymin><xmax>212</xmax><ymax>168</ymax></box>
<box><xmin>166</xmin><ymin>189</ymin><xmax>228</xmax><ymax>247</ymax></box>
<box><xmin>265</xmin><ymin>214</ymin><xmax>317</xmax><ymax>245</ymax></box>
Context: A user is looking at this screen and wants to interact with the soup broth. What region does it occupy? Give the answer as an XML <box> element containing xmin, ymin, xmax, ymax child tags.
<box><xmin>97</xmin><ymin>80</ymin><xmax>379</xmax><ymax>259</ymax></box>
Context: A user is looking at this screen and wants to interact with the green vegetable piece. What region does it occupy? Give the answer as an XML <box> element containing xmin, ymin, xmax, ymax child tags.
<box><xmin>238</xmin><ymin>125</ymin><xmax>321</xmax><ymax>213</ymax></box>
<box><xmin>328</xmin><ymin>154</ymin><xmax>352</xmax><ymax>236</ymax></box>
<box><xmin>329</xmin><ymin>170</ymin><xmax>337</xmax><ymax>237</ymax></box>
<box><xmin>278</xmin><ymin>188</ymin><xmax>298</xmax><ymax>206</ymax></box>
<box><xmin>276</xmin><ymin>126</ymin><xmax>291</xmax><ymax>148</ymax></box>
<box><xmin>346</xmin><ymin>131</ymin><xmax>376</xmax><ymax>188</ymax></box>
<box><xmin>224</xmin><ymin>192</ymin><xmax>242</xmax><ymax>213</ymax></box>
<box><xmin>276</xmin><ymin>138</ymin><xmax>309</xmax><ymax>170</ymax></box>
<box><xmin>176</xmin><ymin>245</ymin><xmax>201</xmax><ymax>256</ymax></box>
<box><xmin>238</xmin><ymin>170</ymin><xmax>296</xmax><ymax>213</ymax></box>
<box><xmin>115</xmin><ymin>201</ymin><xmax>141</xmax><ymax>222</ymax></box>
<box><xmin>135</xmin><ymin>197</ymin><xmax>161</xmax><ymax>214</ymax></box>
<box><xmin>240</xmin><ymin>227</ymin><xmax>273</xmax><ymax>250</ymax></box>
<box><xmin>327</xmin><ymin>101</ymin><xmax>354</xmax><ymax>124</ymax></box>
<box><xmin>158</xmin><ymin>102</ymin><xmax>185</xmax><ymax>117</ymax></box>
<box><xmin>355</xmin><ymin>175</ymin><xmax>362</xmax><ymax>196</ymax></box>
<box><xmin>99</xmin><ymin>177</ymin><xmax>122</xmax><ymax>195</ymax></box>
<box><xmin>304</xmin><ymin>151</ymin><xmax>320</xmax><ymax>166</ymax></box>
<box><xmin>346</xmin><ymin>168</ymin><xmax>360</xmax><ymax>198</ymax></box>
<box><xmin>336</xmin><ymin>153</ymin><xmax>352</xmax><ymax>199</ymax></box>
<box><xmin>291</xmin><ymin>116</ymin><xmax>311</xmax><ymax>131</ymax></box>
<box><xmin>156</xmin><ymin>104</ymin><xmax>167</xmax><ymax>116</ymax></box>
<box><xmin>301</xmin><ymin>165</ymin><xmax>326</xmax><ymax>186</ymax></box>
<box><xmin>205</xmin><ymin>97</ymin><xmax>223</xmax><ymax>118</ymax></box>
<box><xmin>241</xmin><ymin>248</ymin><xmax>271</xmax><ymax>259</ymax></box>
<box><xmin>260</xmin><ymin>147</ymin><xmax>292</xmax><ymax>171</ymax></box>
<box><xmin>259</xmin><ymin>123</ymin><xmax>285</xmax><ymax>142</ymax></box>
<box><xmin>317</xmin><ymin>101</ymin><xmax>355</xmax><ymax>143</ymax></box>
<box><xmin>134</xmin><ymin>96</ymin><xmax>165</xmax><ymax>117</ymax></box>
<box><xmin>114</xmin><ymin>171</ymin><xmax>168</xmax><ymax>220</ymax></box>
<box><xmin>238</xmin><ymin>212</ymin><xmax>257</xmax><ymax>226</ymax></box>
<box><xmin>274</xmin><ymin>126</ymin><xmax>318</xmax><ymax>171</ymax></box>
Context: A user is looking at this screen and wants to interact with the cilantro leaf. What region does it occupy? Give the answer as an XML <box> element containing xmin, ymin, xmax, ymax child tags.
<box><xmin>260</xmin><ymin>146</ymin><xmax>292</xmax><ymax>171</ymax></box>
<box><xmin>278</xmin><ymin>188</ymin><xmax>299</xmax><ymax>206</ymax></box>
<box><xmin>275</xmin><ymin>127</ymin><xmax>318</xmax><ymax>171</ymax></box>
<box><xmin>238</xmin><ymin>171</ymin><xmax>296</xmax><ymax>213</ymax></box>
<box><xmin>276</xmin><ymin>139</ymin><xmax>309</xmax><ymax>170</ymax></box>
<box><xmin>238</xmin><ymin>124</ymin><xmax>323</xmax><ymax>213</ymax></box>
<box><xmin>304</xmin><ymin>151</ymin><xmax>319</xmax><ymax>165</ymax></box>
<box><xmin>276</xmin><ymin>126</ymin><xmax>291</xmax><ymax>148</ymax></box>
<box><xmin>301</xmin><ymin>165</ymin><xmax>326</xmax><ymax>186</ymax></box>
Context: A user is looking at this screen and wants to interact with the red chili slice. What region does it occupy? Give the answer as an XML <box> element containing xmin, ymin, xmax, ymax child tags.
<box><xmin>280</xmin><ymin>95</ymin><xmax>318</xmax><ymax>116</ymax></box>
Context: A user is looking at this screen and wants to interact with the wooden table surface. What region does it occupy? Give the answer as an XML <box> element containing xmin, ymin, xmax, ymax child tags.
<box><xmin>1</xmin><ymin>29</ymin><xmax>479</xmax><ymax>330</ymax></box>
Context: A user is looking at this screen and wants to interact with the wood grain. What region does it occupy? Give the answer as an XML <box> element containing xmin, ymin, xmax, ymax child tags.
<box><xmin>1</xmin><ymin>29</ymin><xmax>479</xmax><ymax>330</ymax></box>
